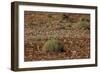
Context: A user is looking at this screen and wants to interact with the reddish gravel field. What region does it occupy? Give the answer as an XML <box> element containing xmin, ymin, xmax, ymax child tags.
<box><xmin>24</xmin><ymin>11</ymin><xmax>90</xmax><ymax>61</ymax></box>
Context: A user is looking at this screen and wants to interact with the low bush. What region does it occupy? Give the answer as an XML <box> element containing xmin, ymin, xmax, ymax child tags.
<box><xmin>42</xmin><ymin>39</ymin><xmax>64</xmax><ymax>53</ymax></box>
<box><xmin>77</xmin><ymin>21</ymin><xmax>90</xmax><ymax>30</ymax></box>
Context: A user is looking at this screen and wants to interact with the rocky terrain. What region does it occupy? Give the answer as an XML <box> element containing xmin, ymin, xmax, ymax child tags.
<box><xmin>24</xmin><ymin>11</ymin><xmax>90</xmax><ymax>61</ymax></box>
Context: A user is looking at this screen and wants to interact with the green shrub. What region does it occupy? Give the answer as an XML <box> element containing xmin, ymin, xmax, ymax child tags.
<box><xmin>42</xmin><ymin>39</ymin><xmax>64</xmax><ymax>52</ymax></box>
<box><xmin>77</xmin><ymin>21</ymin><xmax>90</xmax><ymax>30</ymax></box>
<box><xmin>76</xmin><ymin>16</ymin><xmax>90</xmax><ymax>30</ymax></box>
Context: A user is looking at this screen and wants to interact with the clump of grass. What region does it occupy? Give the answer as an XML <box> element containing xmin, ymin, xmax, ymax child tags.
<box><xmin>77</xmin><ymin>21</ymin><xmax>90</xmax><ymax>30</ymax></box>
<box><xmin>27</xmin><ymin>22</ymin><xmax>37</xmax><ymax>28</ymax></box>
<box><xmin>42</xmin><ymin>39</ymin><xmax>64</xmax><ymax>53</ymax></box>
<box><xmin>77</xmin><ymin>16</ymin><xmax>90</xmax><ymax>30</ymax></box>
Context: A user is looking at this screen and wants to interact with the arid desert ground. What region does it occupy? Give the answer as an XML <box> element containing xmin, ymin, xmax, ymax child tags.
<box><xmin>24</xmin><ymin>11</ymin><xmax>90</xmax><ymax>61</ymax></box>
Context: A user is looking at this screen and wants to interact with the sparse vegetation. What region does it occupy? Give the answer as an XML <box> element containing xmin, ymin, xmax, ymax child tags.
<box><xmin>77</xmin><ymin>21</ymin><xmax>90</xmax><ymax>30</ymax></box>
<box><xmin>24</xmin><ymin>11</ymin><xmax>90</xmax><ymax>61</ymax></box>
<box><xmin>77</xmin><ymin>16</ymin><xmax>90</xmax><ymax>30</ymax></box>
